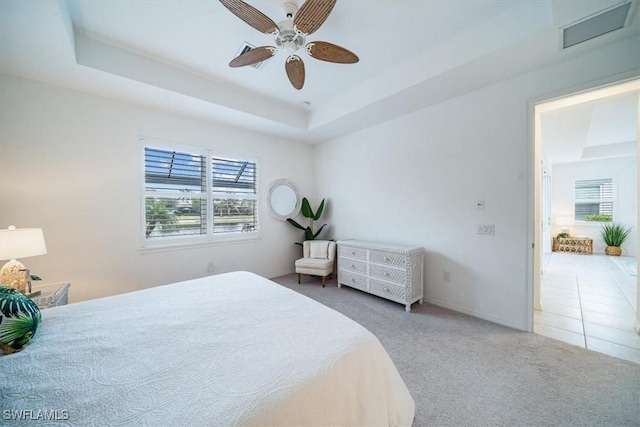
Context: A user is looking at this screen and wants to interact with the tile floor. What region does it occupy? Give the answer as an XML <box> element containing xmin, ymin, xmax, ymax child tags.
<box><xmin>534</xmin><ymin>252</ymin><xmax>640</xmax><ymax>364</ymax></box>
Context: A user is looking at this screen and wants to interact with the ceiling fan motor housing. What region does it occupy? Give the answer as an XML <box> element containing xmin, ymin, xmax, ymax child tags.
<box><xmin>275</xmin><ymin>19</ymin><xmax>305</xmax><ymax>53</ymax></box>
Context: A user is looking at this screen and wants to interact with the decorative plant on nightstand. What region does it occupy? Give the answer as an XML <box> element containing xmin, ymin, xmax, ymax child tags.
<box><xmin>287</xmin><ymin>197</ymin><xmax>327</xmax><ymax>246</ymax></box>
<box><xmin>600</xmin><ymin>223</ymin><xmax>632</xmax><ymax>256</ymax></box>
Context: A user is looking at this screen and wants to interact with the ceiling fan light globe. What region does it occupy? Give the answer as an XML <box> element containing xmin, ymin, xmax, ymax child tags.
<box><xmin>284</xmin><ymin>40</ymin><xmax>298</xmax><ymax>54</ymax></box>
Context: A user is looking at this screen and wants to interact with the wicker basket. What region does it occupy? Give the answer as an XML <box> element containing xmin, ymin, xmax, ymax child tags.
<box><xmin>605</xmin><ymin>246</ymin><xmax>622</xmax><ymax>256</ymax></box>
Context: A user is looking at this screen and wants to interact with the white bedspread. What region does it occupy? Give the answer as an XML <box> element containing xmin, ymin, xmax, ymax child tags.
<box><xmin>1</xmin><ymin>271</ymin><xmax>414</xmax><ymax>426</ymax></box>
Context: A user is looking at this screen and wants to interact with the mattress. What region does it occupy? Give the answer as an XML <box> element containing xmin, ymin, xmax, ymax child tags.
<box><xmin>0</xmin><ymin>271</ymin><xmax>414</xmax><ymax>426</ymax></box>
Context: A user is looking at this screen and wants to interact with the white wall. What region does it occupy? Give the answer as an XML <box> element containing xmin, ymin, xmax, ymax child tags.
<box><xmin>314</xmin><ymin>36</ymin><xmax>640</xmax><ymax>330</ymax></box>
<box><xmin>0</xmin><ymin>75</ymin><xmax>313</xmax><ymax>303</ymax></box>
<box><xmin>551</xmin><ymin>156</ymin><xmax>638</xmax><ymax>256</ymax></box>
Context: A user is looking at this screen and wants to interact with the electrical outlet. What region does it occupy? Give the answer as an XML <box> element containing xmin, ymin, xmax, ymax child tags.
<box><xmin>443</xmin><ymin>271</ymin><xmax>451</xmax><ymax>281</ymax></box>
<box><xmin>477</xmin><ymin>224</ymin><xmax>495</xmax><ymax>235</ymax></box>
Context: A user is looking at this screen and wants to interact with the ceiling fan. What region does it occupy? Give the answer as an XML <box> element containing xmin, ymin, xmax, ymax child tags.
<box><xmin>220</xmin><ymin>0</ymin><xmax>359</xmax><ymax>90</ymax></box>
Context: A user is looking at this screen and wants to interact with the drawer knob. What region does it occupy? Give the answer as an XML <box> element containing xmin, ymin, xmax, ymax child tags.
<box><xmin>351</xmin><ymin>264</ymin><xmax>355</xmax><ymax>268</ymax></box>
<box><xmin>352</xmin><ymin>251</ymin><xmax>356</xmax><ymax>255</ymax></box>
<box><xmin>385</xmin><ymin>257</ymin><xmax>391</xmax><ymax>262</ymax></box>
<box><xmin>351</xmin><ymin>278</ymin><xmax>355</xmax><ymax>283</ymax></box>
<box><xmin>384</xmin><ymin>272</ymin><xmax>390</xmax><ymax>277</ymax></box>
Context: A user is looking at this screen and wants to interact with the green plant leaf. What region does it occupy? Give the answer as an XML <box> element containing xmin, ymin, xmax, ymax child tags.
<box><xmin>304</xmin><ymin>227</ymin><xmax>315</xmax><ymax>240</ymax></box>
<box><xmin>286</xmin><ymin>218</ymin><xmax>306</xmax><ymax>231</ymax></box>
<box><xmin>30</xmin><ymin>275</ymin><xmax>42</xmax><ymax>281</ymax></box>
<box><xmin>313</xmin><ymin>199</ymin><xmax>325</xmax><ymax>221</ymax></box>
<box><xmin>600</xmin><ymin>223</ymin><xmax>632</xmax><ymax>247</ymax></box>
<box><xmin>313</xmin><ymin>224</ymin><xmax>327</xmax><ymax>239</ymax></box>
<box><xmin>300</xmin><ymin>197</ymin><xmax>313</xmax><ymax>218</ymax></box>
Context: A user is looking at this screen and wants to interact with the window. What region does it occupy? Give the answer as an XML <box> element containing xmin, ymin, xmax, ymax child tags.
<box><xmin>143</xmin><ymin>143</ymin><xmax>258</xmax><ymax>247</ymax></box>
<box><xmin>574</xmin><ymin>178</ymin><xmax>613</xmax><ymax>222</ymax></box>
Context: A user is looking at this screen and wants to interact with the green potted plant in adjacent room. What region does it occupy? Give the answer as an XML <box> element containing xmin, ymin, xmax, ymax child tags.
<box><xmin>600</xmin><ymin>223</ymin><xmax>632</xmax><ymax>256</ymax></box>
<box><xmin>287</xmin><ymin>197</ymin><xmax>327</xmax><ymax>245</ymax></box>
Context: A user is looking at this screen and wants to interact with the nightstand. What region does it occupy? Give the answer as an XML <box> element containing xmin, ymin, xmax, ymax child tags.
<box><xmin>30</xmin><ymin>282</ymin><xmax>71</xmax><ymax>309</ymax></box>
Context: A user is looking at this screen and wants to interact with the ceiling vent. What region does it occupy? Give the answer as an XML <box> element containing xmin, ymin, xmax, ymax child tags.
<box><xmin>562</xmin><ymin>1</ymin><xmax>634</xmax><ymax>49</ymax></box>
<box><xmin>235</xmin><ymin>42</ymin><xmax>270</xmax><ymax>69</ymax></box>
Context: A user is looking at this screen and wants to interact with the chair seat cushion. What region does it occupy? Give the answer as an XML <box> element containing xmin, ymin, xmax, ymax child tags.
<box><xmin>295</xmin><ymin>258</ymin><xmax>333</xmax><ymax>270</ymax></box>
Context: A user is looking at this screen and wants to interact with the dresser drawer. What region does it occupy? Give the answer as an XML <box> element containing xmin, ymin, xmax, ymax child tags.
<box><xmin>370</xmin><ymin>264</ymin><xmax>406</xmax><ymax>285</ymax></box>
<box><xmin>339</xmin><ymin>271</ymin><xmax>368</xmax><ymax>292</ymax></box>
<box><xmin>369</xmin><ymin>279</ymin><xmax>406</xmax><ymax>303</ymax></box>
<box><xmin>340</xmin><ymin>258</ymin><xmax>367</xmax><ymax>275</ymax></box>
<box><xmin>338</xmin><ymin>245</ymin><xmax>368</xmax><ymax>261</ymax></box>
<box><xmin>370</xmin><ymin>250</ymin><xmax>406</xmax><ymax>268</ymax></box>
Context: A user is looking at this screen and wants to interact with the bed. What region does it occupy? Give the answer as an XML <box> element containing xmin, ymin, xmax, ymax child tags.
<box><xmin>1</xmin><ymin>271</ymin><xmax>415</xmax><ymax>426</ymax></box>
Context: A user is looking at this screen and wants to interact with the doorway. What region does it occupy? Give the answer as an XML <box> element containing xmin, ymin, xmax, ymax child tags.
<box><xmin>532</xmin><ymin>77</ymin><xmax>640</xmax><ymax>363</ymax></box>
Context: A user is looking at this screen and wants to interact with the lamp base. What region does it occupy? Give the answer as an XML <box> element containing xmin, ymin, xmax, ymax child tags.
<box><xmin>0</xmin><ymin>259</ymin><xmax>28</xmax><ymax>293</ymax></box>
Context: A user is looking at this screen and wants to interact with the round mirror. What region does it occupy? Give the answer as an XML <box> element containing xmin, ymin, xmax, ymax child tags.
<box><xmin>266</xmin><ymin>179</ymin><xmax>301</xmax><ymax>221</ymax></box>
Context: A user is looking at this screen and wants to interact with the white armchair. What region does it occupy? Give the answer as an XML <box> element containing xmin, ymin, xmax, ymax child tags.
<box><xmin>295</xmin><ymin>240</ymin><xmax>336</xmax><ymax>287</ymax></box>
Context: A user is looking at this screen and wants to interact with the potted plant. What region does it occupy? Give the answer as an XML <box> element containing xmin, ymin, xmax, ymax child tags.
<box><xmin>600</xmin><ymin>223</ymin><xmax>632</xmax><ymax>256</ymax></box>
<box><xmin>287</xmin><ymin>197</ymin><xmax>327</xmax><ymax>245</ymax></box>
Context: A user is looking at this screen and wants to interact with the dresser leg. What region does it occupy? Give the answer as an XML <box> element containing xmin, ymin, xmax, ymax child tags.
<box><xmin>405</xmin><ymin>304</ymin><xmax>411</xmax><ymax>312</ymax></box>
<box><xmin>419</xmin><ymin>299</ymin><xmax>423</xmax><ymax>304</ymax></box>
<box><xmin>297</xmin><ymin>273</ymin><xmax>301</xmax><ymax>284</ymax></box>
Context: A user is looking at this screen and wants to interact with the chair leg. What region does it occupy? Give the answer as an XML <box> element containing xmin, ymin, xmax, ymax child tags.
<box><xmin>297</xmin><ymin>273</ymin><xmax>301</xmax><ymax>284</ymax></box>
<box><xmin>322</xmin><ymin>276</ymin><xmax>326</xmax><ymax>287</ymax></box>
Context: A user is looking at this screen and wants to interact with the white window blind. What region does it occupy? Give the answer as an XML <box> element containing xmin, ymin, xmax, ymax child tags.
<box><xmin>143</xmin><ymin>145</ymin><xmax>258</xmax><ymax>246</ymax></box>
<box><xmin>574</xmin><ymin>178</ymin><xmax>613</xmax><ymax>221</ymax></box>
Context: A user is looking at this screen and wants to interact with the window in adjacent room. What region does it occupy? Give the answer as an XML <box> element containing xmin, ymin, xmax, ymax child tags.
<box><xmin>574</xmin><ymin>178</ymin><xmax>613</xmax><ymax>222</ymax></box>
<box><xmin>142</xmin><ymin>141</ymin><xmax>258</xmax><ymax>247</ymax></box>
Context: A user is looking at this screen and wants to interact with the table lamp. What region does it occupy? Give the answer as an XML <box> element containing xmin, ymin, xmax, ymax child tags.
<box><xmin>0</xmin><ymin>225</ymin><xmax>47</xmax><ymax>294</ymax></box>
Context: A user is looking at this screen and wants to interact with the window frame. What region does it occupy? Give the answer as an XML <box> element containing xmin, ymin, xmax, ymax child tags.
<box><xmin>139</xmin><ymin>137</ymin><xmax>260</xmax><ymax>250</ymax></box>
<box><xmin>573</xmin><ymin>177</ymin><xmax>615</xmax><ymax>224</ymax></box>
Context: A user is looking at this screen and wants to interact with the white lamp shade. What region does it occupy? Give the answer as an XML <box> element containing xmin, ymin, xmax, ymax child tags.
<box><xmin>0</xmin><ymin>227</ymin><xmax>47</xmax><ymax>260</ymax></box>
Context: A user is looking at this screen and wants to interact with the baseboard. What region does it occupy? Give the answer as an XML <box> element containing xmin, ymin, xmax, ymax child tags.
<box><xmin>423</xmin><ymin>297</ymin><xmax>526</xmax><ymax>331</ymax></box>
<box><xmin>268</xmin><ymin>269</ymin><xmax>296</xmax><ymax>279</ymax></box>
<box><xmin>635</xmin><ymin>320</ymin><xmax>640</xmax><ymax>335</ymax></box>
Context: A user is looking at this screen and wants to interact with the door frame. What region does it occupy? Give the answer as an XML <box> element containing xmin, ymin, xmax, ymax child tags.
<box><xmin>527</xmin><ymin>72</ymin><xmax>640</xmax><ymax>333</ymax></box>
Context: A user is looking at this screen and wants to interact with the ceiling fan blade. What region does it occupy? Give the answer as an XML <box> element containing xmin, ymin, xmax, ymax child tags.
<box><xmin>285</xmin><ymin>55</ymin><xmax>305</xmax><ymax>90</ymax></box>
<box><xmin>294</xmin><ymin>0</ymin><xmax>336</xmax><ymax>36</ymax></box>
<box><xmin>306</xmin><ymin>41</ymin><xmax>359</xmax><ymax>64</ymax></box>
<box><xmin>229</xmin><ymin>46</ymin><xmax>277</xmax><ymax>67</ymax></box>
<box><xmin>219</xmin><ymin>0</ymin><xmax>279</xmax><ymax>35</ymax></box>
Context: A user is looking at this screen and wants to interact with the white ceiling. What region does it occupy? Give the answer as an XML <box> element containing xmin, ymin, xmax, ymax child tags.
<box><xmin>1</xmin><ymin>0</ymin><xmax>639</xmax><ymax>144</ymax></box>
<box><xmin>541</xmin><ymin>89</ymin><xmax>639</xmax><ymax>165</ymax></box>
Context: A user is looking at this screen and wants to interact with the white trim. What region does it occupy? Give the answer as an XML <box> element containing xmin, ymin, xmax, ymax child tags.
<box><xmin>528</xmin><ymin>71</ymin><xmax>640</xmax><ymax>334</ymax></box>
<box><xmin>423</xmin><ymin>297</ymin><xmax>526</xmax><ymax>331</ymax></box>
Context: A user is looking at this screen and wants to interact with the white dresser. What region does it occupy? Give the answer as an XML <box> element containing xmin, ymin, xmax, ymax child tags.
<box><xmin>337</xmin><ymin>240</ymin><xmax>424</xmax><ymax>312</ymax></box>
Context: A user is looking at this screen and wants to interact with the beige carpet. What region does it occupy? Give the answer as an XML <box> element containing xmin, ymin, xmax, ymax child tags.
<box><xmin>272</xmin><ymin>274</ymin><xmax>640</xmax><ymax>426</ymax></box>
